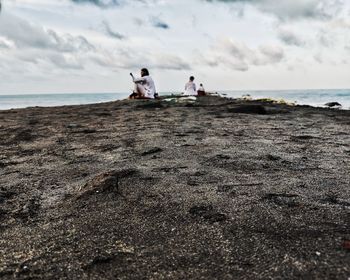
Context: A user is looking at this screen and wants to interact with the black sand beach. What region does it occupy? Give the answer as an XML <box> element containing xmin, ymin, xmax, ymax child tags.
<box><xmin>0</xmin><ymin>96</ymin><xmax>349</xmax><ymax>279</ymax></box>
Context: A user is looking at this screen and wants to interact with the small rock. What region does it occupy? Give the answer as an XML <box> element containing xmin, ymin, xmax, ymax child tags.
<box><xmin>115</xmin><ymin>241</ymin><xmax>134</xmax><ymax>254</ymax></box>
<box><xmin>76</xmin><ymin>168</ymin><xmax>138</xmax><ymax>199</ymax></box>
<box><xmin>141</xmin><ymin>147</ymin><xmax>163</xmax><ymax>156</ymax></box>
<box><xmin>12</xmin><ymin>130</ymin><xmax>35</xmax><ymax>143</ymax></box>
<box><xmin>189</xmin><ymin>205</ymin><xmax>227</xmax><ymax>223</ymax></box>
<box><xmin>325</xmin><ymin>102</ymin><xmax>342</xmax><ymax>108</ymax></box>
<box><xmin>66</xmin><ymin>123</ymin><xmax>80</xmax><ymax>129</ymax></box>
<box><xmin>227</xmin><ymin>105</ymin><xmax>267</xmax><ymax>115</ymax></box>
<box><xmin>189</xmin><ymin>205</ymin><xmax>214</xmax><ymax>216</ymax></box>
<box><xmin>187</xmin><ymin>180</ymin><xmax>199</xmax><ymax>186</ymax></box>
<box><xmin>80</xmin><ymin>128</ymin><xmax>97</xmax><ymax>134</ymax></box>
<box><xmin>266</xmin><ymin>154</ymin><xmax>281</xmax><ymax>161</ymax></box>
<box><xmin>291</xmin><ymin>135</ymin><xmax>315</xmax><ymax>141</ymax></box>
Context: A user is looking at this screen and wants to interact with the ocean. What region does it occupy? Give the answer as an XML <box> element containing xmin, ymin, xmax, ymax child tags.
<box><xmin>0</xmin><ymin>89</ymin><xmax>349</xmax><ymax>110</ymax></box>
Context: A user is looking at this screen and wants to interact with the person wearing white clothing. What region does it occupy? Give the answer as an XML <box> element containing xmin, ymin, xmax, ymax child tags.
<box><xmin>130</xmin><ymin>68</ymin><xmax>156</xmax><ymax>99</ymax></box>
<box><xmin>184</xmin><ymin>76</ymin><xmax>196</xmax><ymax>96</ymax></box>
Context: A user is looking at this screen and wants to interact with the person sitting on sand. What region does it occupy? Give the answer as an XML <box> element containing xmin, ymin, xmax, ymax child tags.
<box><xmin>184</xmin><ymin>76</ymin><xmax>196</xmax><ymax>96</ymax></box>
<box><xmin>197</xmin><ymin>83</ymin><xmax>206</xmax><ymax>96</ymax></box>
<box><xmin>129</xmin><ymin>68</ymin><xmax>156</xmax><ymax>99</ymax></box>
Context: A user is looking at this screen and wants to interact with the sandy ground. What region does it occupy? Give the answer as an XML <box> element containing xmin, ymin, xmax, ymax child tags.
<box><xmin>0</xmin><ymin>96</ymin><xmax>349</xmax><ymax>279</ymax></box>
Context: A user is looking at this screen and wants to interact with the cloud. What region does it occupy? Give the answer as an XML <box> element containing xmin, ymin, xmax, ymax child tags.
<box><xmin>0</xmin><ymin>12</ymin><xmax>189</xmax><ymax>74</ymax></box>
<box><xmin>278</xmin><ymin>29</ymin><xmax>305</xmax><ymax>47</ymax></box>
<box><xmin>151</xmin><ymin>53</ymin><xmax>190</xmax><ymax>70</ymax></box>
<box><xmin>205</xmin><ymin>0</ymin><xmax>343</xmax><ymax>20</ymax></box>
<box><xmin>314</xmin><ymin>53</ymin><xmax>323</xmax><ymax>63</ymax></box>
<box><xmin>0</xmin><ymin>13</ymin><xmax>97</xmax><ymax>70</ymax></box>
<box><xmin>102</xmin><ymin>20</ymin><xmax>125</xmax><ymax>39</ymax></box>
<box><xmin>257</xmin><ymin>45</ymin><xmax>285</xmax><ymax>64</ymax></box>
<box><xmin>70</xmin><ymin>0</ymin><xmax>152</xmax><ymax>8</ymax></box>
<box><xmin>317</xmin><ymin>30</ymin><xmax>336</xmax><ymax>48</ymax></box>
<box><xmin>106</xmin><ymin>48</ymin><xmax>191</xmax><ymax>70</ymax></box>
<box><xmin>71</xmin><ymin>0</ymin><xmax>122</xmax><ymax>7</ymax></box>
<box><xmin>0</xmin><ymin>13</ymin><xmax>96</xmax><ymax>53</ymax></box>
<box><xmin>0</xmin><ymin>37</ymin><xmax>12</xmax><ymax>49</ymax></box>
<box><xmin>0</xmin><ymin>14</ymin><xmax>54</xmax><ymax>49</ymax></box>
<box><xmin>329</xmin><ymin>19</ymin><xmax>350</xmax><ymax>29</ymax></box>
<box><xmin>2</xmin><ymin>0</ymin><xmax>349</xmax><ymax>93</ymax></box>
<box><xmin>133</xmin><ymin>18</ymin><xmax>144</xmax><ymax>26</ymax></box>
<box><xmin>132</xmin><ymin>16</ymin><xmax>170</xmax><ymax>29</ymax></box>
<box><xmin>199</xmin><ymin>38</ymin><xmax>284</xmax><ymax>71</ymax></box>
<box><xmin>150</xmin><ymin>16</ymin><xmax>170</xmax><ymax>29</ymax></box>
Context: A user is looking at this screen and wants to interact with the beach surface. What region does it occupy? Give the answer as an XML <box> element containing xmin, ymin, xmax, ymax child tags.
<box><xmin>0</xmin><ymin>96</ymin><xmax>349</xmax><ymax>279</ymax></box>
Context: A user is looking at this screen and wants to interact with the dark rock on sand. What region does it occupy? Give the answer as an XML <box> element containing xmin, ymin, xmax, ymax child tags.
<box><xmin>189</xmin><ymin>205</ymin><xmax>227</xmax><ymax>223</ymax></box>
<box><xmin>265</xmin><ymin>154</ymin><xmax>282</xmax><ymax>161</ymax></box>
<box><xmin>66</xmin><ymin>123</ymin><xmax>81</xmax><ymax>129</ymax></box>
<box><xmin>291</xmin><ymin>135</ymin><xmax>315</xmax><ymax>141</ymax></box>
<box><xmin>325</xmin><ymin>102</ymin><xmax>342</xmax><ymax>108</ymax></box>
<box><xmin>141</xmin><ymin>147</ymin><xmax>163</xmax><ymax>156</ymax></box>
<box><xmin>77</xmin><ymin>169</ymin><xmax>138</xmax><ymax>199</ymax></box>
<box><xmin>0</xmin><ymin>189</ymin><xmax>16</xmax><ymax>204</ymax></box>
<box><xmin>11</xmin><ymin>129</ymin><xmax>35</xmax><ymax>143</ymax></box>
<box><xmin>227</xmin><ymin>104</ymin><xmax>267</xmax><ymax>114</ymax></box>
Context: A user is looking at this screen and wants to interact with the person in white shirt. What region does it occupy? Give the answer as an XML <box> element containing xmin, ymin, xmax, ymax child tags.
<box><xmin>184</xmin><ymin>76</ymin><xmax>196</xmax><ymax>96</ymax></box>
<box><xmin>129</xmin><ymin>68</ymin><xmax>156</xmax><ymax>99</ymax></box>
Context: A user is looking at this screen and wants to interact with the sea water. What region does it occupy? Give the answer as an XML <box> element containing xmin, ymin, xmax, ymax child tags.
<box><xmin>0</xmin><ymin>93</ymin><xmax>128</xmax><ymax>110</ymax></box>
<box><xmin>0</xmin><ymin>89</ymin><xmax>349</xmax><ymax>110</ymax></box>
<box><xmin>222</xmin><ymin>89</ymin><xmax>350</xmax><ymax>109</ymax></box>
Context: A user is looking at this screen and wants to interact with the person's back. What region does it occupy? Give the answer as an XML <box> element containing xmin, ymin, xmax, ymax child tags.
<box><xmin>197</xmin><ymin>83</ymin><xmax>206</xmax><ymax>96</ymax></box>
<box><xmin>184</xmin><ymin>76</ymin><xmax>196</xmax><ymax>95</ymax></box>
<box><xmin>142</xmin><ymin>75</ymin><xmax>156</xmax><ymax>98</ymax></box>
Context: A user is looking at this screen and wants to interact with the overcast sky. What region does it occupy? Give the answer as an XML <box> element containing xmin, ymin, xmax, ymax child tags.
<box><xmin>0</xmin><ymin>0</ymin><xmax>349</xmax><ymax>94</ymax></box>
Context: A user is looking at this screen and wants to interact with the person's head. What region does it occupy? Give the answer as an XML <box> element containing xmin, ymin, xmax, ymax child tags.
<box><xmin>200</xmin><ymin>83</ymin><xmax>203</xmax><ymax>87</ymax></box>
<box><xmin>189</xmin><ymin>76</ymin><xmax>195</xmax><ymax>82</ymax></box>
<box><xmin>141</xmin><ymin>68</ymin><xmax>149</xmax><ymax>77</ymax></box>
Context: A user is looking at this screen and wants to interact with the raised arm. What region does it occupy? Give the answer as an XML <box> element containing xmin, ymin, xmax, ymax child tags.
<box><xmin>133</xmin><ymin>76</ymin><xmax>146</xmax><ymax>83</ymax></box>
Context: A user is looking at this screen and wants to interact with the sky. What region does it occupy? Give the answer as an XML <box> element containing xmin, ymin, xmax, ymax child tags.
<box><xmin>0</xmin><ymin>0</ymin><xmax>349</xmax><ymax>94</ymax></box>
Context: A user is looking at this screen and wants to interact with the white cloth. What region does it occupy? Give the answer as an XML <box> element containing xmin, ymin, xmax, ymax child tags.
<box><xmin>198</xmin><ymin>85</ymin><xmax>205</xmax><ymax>92</ymax></box>
<box><xmin>133</xmin><ymin>75</ymin><xmax>156</xmax><ymax>99</ymax></box>
<box><xmin>184</xmin><ymin>81</ymin><xmax>196</xmax><ymax>95</ymax></box>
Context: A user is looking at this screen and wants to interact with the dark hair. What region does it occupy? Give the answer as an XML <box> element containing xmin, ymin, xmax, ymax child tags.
<box><xmin>141</xmin><ymin>68</ymin><xmax>149</xmax><ymax>76</ymax></box>
<box><xmin>190</xmin><ymin>76</ymin><xmax>195</xmax><ymax>81</ymax></box>
<box><xmin>200</xmin><ymin>83</ymin><xmax>203</xmax><ymax>86</ymax></box>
